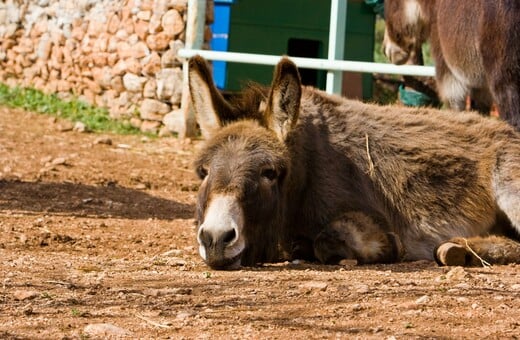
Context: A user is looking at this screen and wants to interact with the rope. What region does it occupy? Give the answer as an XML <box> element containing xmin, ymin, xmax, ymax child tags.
<box><xmin>463</xmin><ymin>238</ymin><xmax>492</xmax><ymax>267</ymax></box>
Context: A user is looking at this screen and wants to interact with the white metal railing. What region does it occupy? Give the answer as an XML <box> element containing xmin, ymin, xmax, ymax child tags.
<box><xmin>178</xmin><ymin>0</ymin><xmax>436</xmax><ymax>137</ymax></box>
<box><xmin>179</xmin><ymin>49</ymin><xmax>436</xmax><ymax>78</ymax></box>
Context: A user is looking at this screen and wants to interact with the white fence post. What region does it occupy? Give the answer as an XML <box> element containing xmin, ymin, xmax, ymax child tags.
<box><xmin>326</xmin><ymin>0</ymin><xmax>347</xmax><ymax>95</ymax></box>
<box><xmin>180</xmin><ymin>0</ymin><xmax>206</xmax><ymax>138</ymax></box>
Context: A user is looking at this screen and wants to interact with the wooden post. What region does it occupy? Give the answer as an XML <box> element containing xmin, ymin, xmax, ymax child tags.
<box><xmin>180</xmin><ymin>0</ymin><xmax>207</xmax><ymax>139</ymax></box>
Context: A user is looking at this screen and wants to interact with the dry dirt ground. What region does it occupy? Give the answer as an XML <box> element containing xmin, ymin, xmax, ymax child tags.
<box><xmin>1</xmin><ymin>106</ymin><xmax>520</xmax><ymax>339</ymax></box>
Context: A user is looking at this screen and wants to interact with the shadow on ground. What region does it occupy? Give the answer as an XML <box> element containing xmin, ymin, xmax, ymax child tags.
<box><xmin>0</xmin><ymin>179</ymin><xmax>194</xmax><ymax>220</ymax></box>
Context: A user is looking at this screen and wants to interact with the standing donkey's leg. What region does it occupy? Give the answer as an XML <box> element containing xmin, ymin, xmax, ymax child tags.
<box><xmin>482</xmin><ymin>5</ymin><xmax>520</xmax><ymax>131</ymax></box>
<box><xmin>314</xmin><ymin>212</ymin><xmax>404</xmax><ymax>265</ymax></box>
<box><xmin>489</xmin><ymin>78</ymin><xmax>520</xmax><ymax>131</ymax></box>
<box><xmin>469</xmin><ymin>87</ymin><xmax>493</xmax><ymax>115</ymax></box>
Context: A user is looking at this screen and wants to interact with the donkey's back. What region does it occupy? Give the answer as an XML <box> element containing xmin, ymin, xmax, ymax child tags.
<box><xmin>292</xmin><ymin>88</ymin><xmax>520</xmax><ymax>264</ymax></box>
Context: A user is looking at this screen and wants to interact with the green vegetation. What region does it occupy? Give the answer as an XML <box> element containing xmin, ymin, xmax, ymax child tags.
<box><xmin>71</xmin><ymin>308</ymin><xmax>89</xmax><ymax>317</ymax></box>
<box><xmin>40</xmin><ymin>292</ymin><xmax>54</xmax><ymax>299</ymax></box>
<box><xmin>373</xmin><ymin>17</ymin><xmax>389</xmax><ymax>64</ymax></box>
<box><xmin>0</xmin><ymin>83</ymin><xmax>140</xmax><ymax>134</ymax></box>
<box><xmin>373</xmin><ymin>17</ymin><xmax>434</xmax><ymax>66</ymax></box>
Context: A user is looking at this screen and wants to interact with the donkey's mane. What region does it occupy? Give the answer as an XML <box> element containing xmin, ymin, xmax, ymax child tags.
<box><xmin>224</xmin><ymin>83</ymin><xmax>269</xmax><ymax>122</ymax></box>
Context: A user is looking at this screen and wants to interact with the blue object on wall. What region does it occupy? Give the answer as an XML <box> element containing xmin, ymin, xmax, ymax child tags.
<box><xmin>210</xmin><ymin>0</ymin><xmax>235</xmax><ymax>89</ymax></box>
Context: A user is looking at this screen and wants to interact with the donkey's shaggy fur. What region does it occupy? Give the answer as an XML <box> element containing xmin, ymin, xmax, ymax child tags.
<box><xmin>189</xmin><ymin>56</ymin><xmax>520</xmax><ymax>270</ymax></box>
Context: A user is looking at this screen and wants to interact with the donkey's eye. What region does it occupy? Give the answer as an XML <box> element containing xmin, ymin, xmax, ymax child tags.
<box><xmin>197</xmin><ymin>165</ymin><xmax>208</xmax><ymax>179</ymax></box>
<box><xmin>261</xmin><ymin>168</ymin><xmax>277</xmax><ymax>181</ymax></box>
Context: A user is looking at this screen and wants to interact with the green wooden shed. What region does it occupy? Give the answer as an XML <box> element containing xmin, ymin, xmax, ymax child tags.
<box><xmin>217</xmin><ymin>0</ymin><xmax>376</xmax><ymax>100</ymax></box>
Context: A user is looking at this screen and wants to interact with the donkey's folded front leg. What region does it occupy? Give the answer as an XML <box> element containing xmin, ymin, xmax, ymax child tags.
<box><xmin>289</xmin><ymin>238</ymin><xmax>316</xmax><ymax>262</ymax></box>
<box><xmin>313</xmin><ymin>212</ymin><xmax>404</xmax><ymax>265</ymax></box>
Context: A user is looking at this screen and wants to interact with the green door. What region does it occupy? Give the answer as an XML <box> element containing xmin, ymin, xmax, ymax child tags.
<box><xmin>224</xmin><ymin>0</ymin><xmax>375</xmax><ymax>99</ymax></box>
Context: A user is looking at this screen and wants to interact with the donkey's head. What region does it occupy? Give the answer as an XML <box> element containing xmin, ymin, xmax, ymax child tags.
<box><xmin>189</xmin><ymin>56</ymin><xmax>302</xmax><ymax>269</ymax></box>
<box><xmin>383</xmin><ymin>0</ymin><xmax>428</xmax><ymax>65</ymax></box>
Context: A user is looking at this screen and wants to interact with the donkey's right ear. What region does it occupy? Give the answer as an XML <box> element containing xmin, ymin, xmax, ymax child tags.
<box><xmin>188</xmin><ymin>56</ymin><xmax>234</xmax><ymax>136</ymax></box>
<box><xmin>264</xmin><ymin>57</ymin><xmax>302</xmax><ymax>141</ymax></box>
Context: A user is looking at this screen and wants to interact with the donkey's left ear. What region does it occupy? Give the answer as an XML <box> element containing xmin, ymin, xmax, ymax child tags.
<box><xmin>265</xmin><ymin>57</ymin><xmax>302</xmax><ymax>141</ymax></box>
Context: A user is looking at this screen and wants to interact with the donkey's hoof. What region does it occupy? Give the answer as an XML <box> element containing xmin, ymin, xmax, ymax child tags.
<box><xmin>435</xmin><ymin>242</ymin><xmax>467</xmax><ymax>266</ymax></box>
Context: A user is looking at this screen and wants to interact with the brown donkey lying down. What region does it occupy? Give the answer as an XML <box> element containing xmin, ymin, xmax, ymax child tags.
<box><xmin>188</xmin><ymin>55</ymin><xmax>520</xmax><ymax>270</ymax></box>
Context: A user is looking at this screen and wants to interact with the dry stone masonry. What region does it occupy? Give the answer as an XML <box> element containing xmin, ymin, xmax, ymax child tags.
<box><xmin>0</xmin><ymin>0</ymin><xmax>213</xmax><ymax>135</ymax></box>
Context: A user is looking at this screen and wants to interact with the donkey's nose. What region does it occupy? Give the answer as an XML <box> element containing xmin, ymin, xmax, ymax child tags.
<box><xmin>198</xmin><ymin>227</ymin><xmax>238</xmax><ymax>248</ymax></box>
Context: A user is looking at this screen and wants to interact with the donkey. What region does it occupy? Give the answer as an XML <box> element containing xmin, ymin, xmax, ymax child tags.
<box><xmin>383</xmin><ymin>0</ymin><xmax>520</xmax><ymax>130</ymax></box>
<box><xmin>188</xmin><ymin>55</ymin><xmax>520</xmax><ymax>270</ymax></box>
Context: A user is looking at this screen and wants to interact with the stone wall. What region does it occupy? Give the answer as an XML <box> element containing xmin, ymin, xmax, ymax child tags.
<box><xmin>0</xmin><ymin>0</ymin><xmax>212</xmax><ymax>135</ymax></box>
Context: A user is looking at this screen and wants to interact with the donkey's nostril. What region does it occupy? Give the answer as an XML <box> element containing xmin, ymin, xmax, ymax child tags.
<box><xmin>199</xmin><ymin>228</ymin><xmax>212</xmax><ymax>247</ymax></box>
<box><xmin>222</xmin><ymin>228</ymin><xmax>236</xmax><ymax>245</ymax></box>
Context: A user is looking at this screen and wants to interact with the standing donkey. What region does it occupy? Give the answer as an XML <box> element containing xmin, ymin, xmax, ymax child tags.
<box><xmin>383</xmin><ymin>0</ymin><xmax>520</xmax><ymax>130</ymax></box>
<box><xmin>189</xmin><ymin>55</ymin><xmax>520</xmax><ymax>270</ymax></box>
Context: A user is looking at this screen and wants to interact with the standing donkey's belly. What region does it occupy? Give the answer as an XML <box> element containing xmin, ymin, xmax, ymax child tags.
<box><xmin>436</xmin><ymin>1</ymin><xmax>487</xmax><ymax>89</ymax></box>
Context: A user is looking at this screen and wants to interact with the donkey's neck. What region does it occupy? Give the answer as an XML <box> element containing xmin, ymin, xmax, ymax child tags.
<box><xmin>281</xmin><ymin>90</ymin><xmax>377</xmax><ymax>248</ymax></box>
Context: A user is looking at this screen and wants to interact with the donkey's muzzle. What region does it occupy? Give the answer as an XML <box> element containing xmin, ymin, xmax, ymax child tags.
<box><xmin>383</xmin><ymin>29</ymin><xmax>410</xmax><ymax>65</ymax></box>
<box><xmin>196</xmin><ymin>195</ymin><xmax>245</xmax><ymax>269</ymax></box>
<box><xmin>198</xmin><ymin>225</ymin><xmax>243</xmax><ymax>270</ymax></box>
